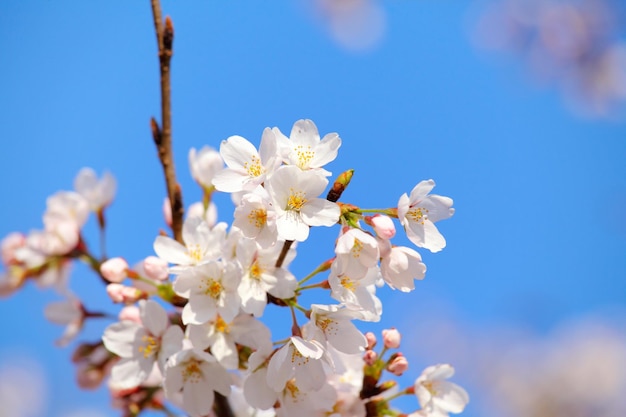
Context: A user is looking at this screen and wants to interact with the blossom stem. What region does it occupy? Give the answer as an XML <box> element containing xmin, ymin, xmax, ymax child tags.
<box><xmin>97</xmin><ymin>209</ymin><xmax>107</xmax><ymax>260</ymax></box>
<box><xmin>355</xmin><ymin>208</ymin><xmax>398</xmax><ymax>218</ymax></box>
<box><xmin>297</xmin><ymin>258</ymin><xmax>333</xmax><ymax>286</ymax></box>
<box><xmin>298</xmin><ymin>282</ymin><xmax>328</xmax><ymax>292</ymax></box>
<box><xmin>275</xmin><ymin>239</ymin><xmax>294</xmax><ymax>268</ymax></box>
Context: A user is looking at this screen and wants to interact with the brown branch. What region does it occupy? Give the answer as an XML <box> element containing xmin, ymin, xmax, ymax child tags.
<box><xmin>150</xmin><ymin>0</ymin><xmax>184</xmax><ymax>243</ymax></box>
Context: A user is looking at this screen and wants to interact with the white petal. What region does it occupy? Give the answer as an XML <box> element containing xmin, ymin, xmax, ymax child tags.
<box><xmin>102</xmin><ymin>321</ymin><xmax>141</xmax><ymax>358</ymax></box>
<box><xmin>109</xmin><ymin>358</ymin><xmax>148</xmax><ymax>389</ymax></box>
<box><xmin>183</xmin><ymin>379</ymin><xmax>215</xmax><ymax>417</ymax></box>
<box><xmin>140</xmin><ymin>299</ymin><xmax>168</xmax><ymax>337</ymax></box>
<box><xmin>153</xmin><ymin>236</ymin><xmax>190</xmax><ymax>265</ymax></box>
<box><xmin>300</xmin><ymin>199</ymin><xmax>340</xmax><ymax>227</ymax></box>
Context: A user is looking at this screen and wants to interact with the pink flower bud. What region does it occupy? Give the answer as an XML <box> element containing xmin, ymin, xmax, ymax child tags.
<box><xmin>363</xmin><ymin>350</ymin><xmax>378</xmax><ymax>366</ymax></box>
<box><xmin>387</xmin><ymin>353</ymin><xmax>408</xmax><ymax>376</ymax></box>
<box><xmin>365</xmin><ymin>331</ymin><xmax>377</xmax><ymax>350</ymax></box>
<box><xmin>142</xmin><ymin>256</ymin><xmax>169</xmax><ymax>281</ymax></box>
<box><xmin>382</xmin><ymin>328</ymin><xmax>401</xmax><ymax>349</ymax></box>
<box><xmin>100</xmin><ymin>257</ymin><xmax>129</xmax><ymax>283</ymax></box>
<box><xmin>118</xmin><ymin>305</ymin><xmax>141</xmax><ymax>323</ymax></box>
<box><xmin>106</xmin><ymin>283</ymin><xmax>144</xmax><ymax>304</ymax></box>
<box><xmin>1</xmin><ymin>232</ymin><xmax>26</xmax><ymax>265</ymax></box>
<box><xmin>162</xmin><ymin>198</ymin><xmax>172</xmax><ymax>227</ymax></box>
<box><xmin>369</xmin><ymin>214</ymin><xmax>395</xmax><ymax>239</ymax></box>
<box><xmin>76</xmin><ymin>364</ymin><xmax>104</xmax><ymax>390</ymax></box>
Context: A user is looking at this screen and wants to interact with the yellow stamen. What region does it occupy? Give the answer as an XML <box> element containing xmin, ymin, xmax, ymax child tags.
<box><xmin>295</xmin><ymin>145</ymin><xmax>315</xmax><ymax>169</ymax></box>
<box><xmin>287</xmin><ymin>188</ymin><xmax>307</xmax><ymax>211</ymax></box>
<box><xmin>243</xmin><ymin>155</ymin><xmax>264</xmax><ymax>178</ymax></box>
<box><xmin>408</xmin><ymin>207</ymin><xmax>429</xmax><ymax>225</ymax></box>
<box><xmin>247</xmin><ymin>208</ymin><xmax>267</xmax><ymax>228</ymax></box>
<box><xmin>138</xmin><ymin>335</ymin><xmax>159</xmax><ymax>359</ymax></box>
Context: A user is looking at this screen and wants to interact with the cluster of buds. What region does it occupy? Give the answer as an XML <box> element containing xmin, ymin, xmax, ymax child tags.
<box><xmin>0</xmin><ymin>119</ymin><xmax>468</xmax><ymax>417</ymax></box>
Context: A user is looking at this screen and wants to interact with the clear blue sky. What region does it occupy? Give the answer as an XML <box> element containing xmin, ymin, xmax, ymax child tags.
<box><xmin>1</xmin><ymin>1</ymin><xmax>625</xmax><ymax>416</ymax></box>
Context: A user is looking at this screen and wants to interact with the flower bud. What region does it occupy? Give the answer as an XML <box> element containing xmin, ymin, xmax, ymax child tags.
<box><xmin>363</xmin><ymin>350</ymin><xmax>378</xmax><ymax>366</ymax></box>
<box><xmin>76</xmin><ymin>364</ymin><xmax>104</xmax><ymax>390</ymax></box>
<box><xmin>100</xmin><ymin>257</ymin><xmax>129</xmax><ymax>283</ymax></box>
<box><xmin>387</xmin><ymin>353</ymin><xmax>408</xmax><ymax>376</ymax></box>
<box><xmin>382</xmin><ymin>328</ymin><xmax>401</xmax><ymax>349</ymax></box>
<box><xmin>118</xmin><ymin>305</ymin><xmax>141</xmax><ymax>323</ymax></box>
<box><xmin>368</xmin><ymin>214</ymin><xmax>396</xmax><ymax>239</ymax></box>
<box><xmin>106</xmin><ymin>283</ymin><xmax>145</xmax><ymax>304</ymax></box>
<box><xmin>142</xmin><ymin>256</ymin><xmax>169</xmax><ymax>281</ymax></box>
<box><xmin>365</xmin><ymin>331</ymin><xmax>377</xmax><ymax>350</ymax></box>
<box><xmin>1</xmin><ymin>232</ymin><xmax>26</xmax><ymax>265</ymax></box>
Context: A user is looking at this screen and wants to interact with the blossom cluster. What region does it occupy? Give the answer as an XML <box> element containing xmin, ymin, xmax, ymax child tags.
<box><xmin>1</xmin><ymin>119</ymin><xmax>468</xmax><ymax>417</ymax></box>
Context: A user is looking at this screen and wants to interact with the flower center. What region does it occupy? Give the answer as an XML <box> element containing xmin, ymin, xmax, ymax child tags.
<box><xmin>250</xmin><ymin>260</ymin><xmax>264</xmax><ymax>281</ymax></box>
<box><xmin>188</xmin><ymin>244</ymin><xmax>203</xmax><ymax>262</ymax></box>
<box><xmin>203</xmin><ymin>278</ymin><xmax>223</xmax><ymax>299</ymax></box>
<box><xmin>287</xmin><ymin>189</ymin><xmax>307</xmax><ymax>211</ymax></box>
<box><xmin>295</xmin><ymin>145</ymin><xmax>315</xmax><ymax>169</ymax></box>
<box><xmin>351</xmin><ymin>239</ymin><xmax>363</xmax><ymax>258</ymax></box>
<box><xmin>215</xmin><ymin>315</ymin><xmax>230</xmax><ymax>333</ymax></box>
<box><xmin>422</xmin><ymin>381</ymin><xmax>439</xmax><ymax>397</ymax></box>
<box><xmin>247</xmin><ymin>208</ymin><xmax>267</xmax><ymax>229</ymax></box>
<box><xmin>316</xmin><ymin>317</ymin><xmax>337</xmax><ymax>336</ymax></box>
<box><xmin>182</xmin><ymin>359</ymin><xmax>203</xmax><ymax>384</ymax></box>
<box><xmin>138</xmin><ymin>335</ymin><xmax>159</xmax><ymax>359</ymax></box>
<box><xmin>339</xmin><ymin>275</ymin><xmax>357</xmax><ymax>292</ymax></box>
<box><xmin>408</xmin><ymin>207</ymin><xmax>429</xmax><ymax>225</ymax></box>
<box><xmin>243</xmin><ymin>155</ymin><xmax>264</xmax><ymax>178</ymax></box>
<box><xmin>285</xmin><ymin>379</ymin><xmax>300</xmax><ymax>399</ymax></box>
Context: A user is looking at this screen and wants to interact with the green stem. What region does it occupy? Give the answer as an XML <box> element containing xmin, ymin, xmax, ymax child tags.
<box><xmin>355</xmin><ymin>208</ymin><xmax>398</xmax><ymax>218</ymax></box>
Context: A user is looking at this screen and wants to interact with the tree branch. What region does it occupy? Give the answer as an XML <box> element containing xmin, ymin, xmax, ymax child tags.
<box><xmin>150</xmin><ymin>0</ymin><xmax>184</xmax><ymax>243</ymax></box>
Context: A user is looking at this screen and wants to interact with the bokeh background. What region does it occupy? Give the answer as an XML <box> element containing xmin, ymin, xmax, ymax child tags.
<box><xmin>1</xmin><ymin>0</ymin><xmax>625</xmax><ymax>416</ymax></box>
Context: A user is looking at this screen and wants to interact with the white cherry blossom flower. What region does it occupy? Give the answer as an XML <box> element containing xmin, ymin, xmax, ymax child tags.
<box><xmin>153</xmin><ymin>217</ymin><xmax>226</xmax><ymax>273</ymax></box>
<box><xmin>273</xmin><ymin>119</ymin><xmax>341</xmax><ymax>175</ymax></box>
<box><xmin>328</xmin><ymin>259</ymin><xmax>382</xmax><ymax>321</ymax></box>
<box><xmin>335</xmin><ymin>228</ymin><xmax>379</xmax><ymax>279</ymax></box>
<box><xmin>303</xmin><ymin>304</ymin><xmax>367</xmax><ymax>354</ymax></box>
<box><xmin>414</xmin><ymin>364</ymin><xmax>469</xmax><ymax>416</ymax></box>
<box><xmin>212</xmin><ymin>130</ymin><xmax>280</xmax><ymax>193</ymax></box>
<box><xmin>186</xmin><ymin>200</ymin><xmax>218</xmax><ymax>228</ymax></box>
<box><xmin>173</xmin><ymin>260</ymin><xmax>241</xmax><ymax>324</ymax></box>
<box><xmin>236</xmin><ymin>238</ymin><xmax>297</xmax><ymax>317</ymax></box>
<box><xmin>188</xmin><ymin>146</ymin><xmax>224</xmax><ymax>190</ymax></box>
<box><xmin>163</xmin><ymin>348</ymin><xmax>231</xmax><ymax>417</ymax></box>
<box><xmin>73</xmin><ymin>168</ymin><xmax>116</xmax><ymax>212</ymax></box>
<box><xmin>233</xmin><ymin>186</ymin><xmax>277</xmax><ymax>248</ymax></box>
<box><xmin>267</xmin><ymin>336</ymin><xmax>333</xmax><ymax>393</ymax></box>
<box><xmin>43</xmin><ymin>191</ymin><xmax>90</xmax><ymax>230</ymax></box>
<box><xmin>276</xmin><ymin>380</ymin><xmax>337</xmax><ymax>417</ymax></box>
<box><xmin>44</xmin><ymin>293</ymin><xmax>85</xmax><ymax>346</ymax></box>
<box><xmin>187</xmin><ymin>313</ymin><xmax>272</xmax><ymax>370</ymax></box>
<box><xmin>379</xmin><ymin>239</ymin><xmax>426</xmax><ymax>292</ymax></box>
<box><xmin>267</xmin><ymin>165</ymin><xmax>340</xmax><ymax>242</ymax></box>
<box><xmin>102</xmin><ymin>299</ymin><xmax>184</xmax><ymax>389</ymax></box>
<box><xmin>398</xmin><ymin>180</ymin><xmax>454</xmax><ymax>253</ymax></box>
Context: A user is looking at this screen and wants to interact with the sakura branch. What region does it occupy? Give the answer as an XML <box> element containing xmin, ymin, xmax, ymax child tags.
<box><xmin>0</xmin><ymin>4</ymin><xmax>469</xmax><ymax>417</ymax></box>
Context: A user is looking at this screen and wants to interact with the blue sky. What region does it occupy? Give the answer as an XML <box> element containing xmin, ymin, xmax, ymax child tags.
<box><xmin>1</xmin><ymin>1</ymin><xmax>625</xmax><ymax>416</ymax></box>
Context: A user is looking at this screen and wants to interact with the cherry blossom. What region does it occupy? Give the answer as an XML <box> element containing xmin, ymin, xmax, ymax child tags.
<box><xmin>398</xmin><ymin>180</ymin><xmax>454</xmax><ymax>253</ymax></box>
<box><xmin>73</xmin><ymin>168</ymin><xmax>116</xmax><ymax>212</ymax></box>
<box><xmin>414</xmin><ymin>364</ymin><xmax>469</xmax><ymax>416</ymax></box>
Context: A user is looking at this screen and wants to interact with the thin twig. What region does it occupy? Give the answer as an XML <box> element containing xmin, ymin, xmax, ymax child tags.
<box><xmin>150</xmin><ymin>0</ymin><xmax>184</xmax><ymax>243</ymax></box>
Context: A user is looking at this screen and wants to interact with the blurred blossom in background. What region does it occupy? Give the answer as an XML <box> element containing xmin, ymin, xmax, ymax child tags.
<box><xmin>303</xmin><ymin>0</ymin><xmax>387</xmax><ymax>52</ymax></box>
<box><xmin>473</xmin><ymin>0</ymin><xmax>626</xmax><ymax>118</ymax></box>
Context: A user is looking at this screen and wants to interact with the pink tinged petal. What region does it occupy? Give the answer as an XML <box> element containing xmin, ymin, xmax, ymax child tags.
<box><xmin>230</xmin><ymin>315</ymin><xmax>272</xmax><ymax>351</ymax></box>
<box><xmin>109</xmin><ymin>357</ymin><xmax>149</xmax><ymax>389</ymax></box>
<box><xmin>220</xmin><ymin>135</ymin><xmax>259</xmax><ymax>170</ymax></box>
<box><xmin>186</xmin><ymin>323</ymin><xmax>212</xmax><ymax>351</ymax></box>
<box><xmin>183</xmin><ymin>380</ymin><xmax>215</xmax><ymax>417</ymax></box>
<box><xmin>200</xmin><ymin>361</ymin><xmax>231</xmax><ymax>396</ymax></box>
<box><xmin>212</xmin><ymin>168</ymin><xmax>251</xmax><ymax>193</ymax></box>
<box><xmin>140</xmin><ymin>299</ymin><xmax>168</xmax><ymax>337</ymax></box>
<box><xmin>276</xmin><ymin>212</ymin><xmax>310</xmax><ymax>242</ymax></box>
<box><xmin>291</xmin><ymin>337</ymin><xmax>324</xmax><ymax>359</ymax></box>
<box><xmin>211</xmin><ymin>333</ymin><xmax>238</xmax><ymax>370</ymax></box>
<box><xmin>327</xmin><ymin>322</ymin><xmax>367</xmax><ymax>354</ymax></box>
<box><xmin>433</xmin><ymin>381</ymin><xmax>469</xmax><ymax>413</ymax></box>
<box><xmin>294</xmin><ymin>358</ymin><xmax>326</xmax><ymax>392</ymax></box>
<box><xmin>397</xmin><ymin>193</ymin><xmax>410</xmax><ymax>221</ymax></box>
<box><xmin>244</xmin><ymin>368</ymin><xmax>277</xmax><ymax>410</ymax></box>
<box><xmin>422</xmin><ymin>195</ymin><xmax>455</xmax><ymax>222</ymax></box>
<box><xmin>415</xmin><ymin>384</ymin><xmax>433</xmax><ymax>409</ymax></box>
<box><xmin>407</xmin><ymin>220</ymin><xmax>446</xmax><ymax>253</ymax></box>
<box><xmin>102</xmin><ymin>321</ymin><xmax>142</xmax><ymax>358</ymax></box>
<box><xmin>153</xmin><ymin>236</ymin><xmax>190</xmax><ymax>265</ymax></box>
<box><xmin>159</xmin><ymin>325</ymin><xmax>184</xmax><ymax>371</ymax></box>
<box><xmin>290</xmin><ymin>119</ymin><xmax>320</xmax><ymax>147</ymax></box>
<box><xmin>310</xmin><ymin>132</ymin><xmax>341</xmax><ymax>168</ymax></box>
<box><xmin>182</xmin><ymin>217</ymin><xmax>211</xmax><ymax>249</ymax></box>
<box><xmin>409</xmin><ymin>179</ymin><xmax>436</xmax><ymax>203</ymax></box>
<box><xmin>301</xmin><ymin>199</ymin><xmax>340</xmax><ymax>227</ymax></box>
<box><xmin>266</xmin><ymin>344</ymin><xmax>293</xmax><ymax>392</ymax></box>
<box><xmin>258</xmin><ymin>127</ymin><xmax>278</xmax><ymax>165</ymax></box>
<box><xmin>423</xmin><ymin>363</ymin><xmax>455</xmax><ymax>380</ymax></box>
<box><xmin>182</xmin><ymin>298</ymin><xmax>217</xmax><ymax>325</ymax></box>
